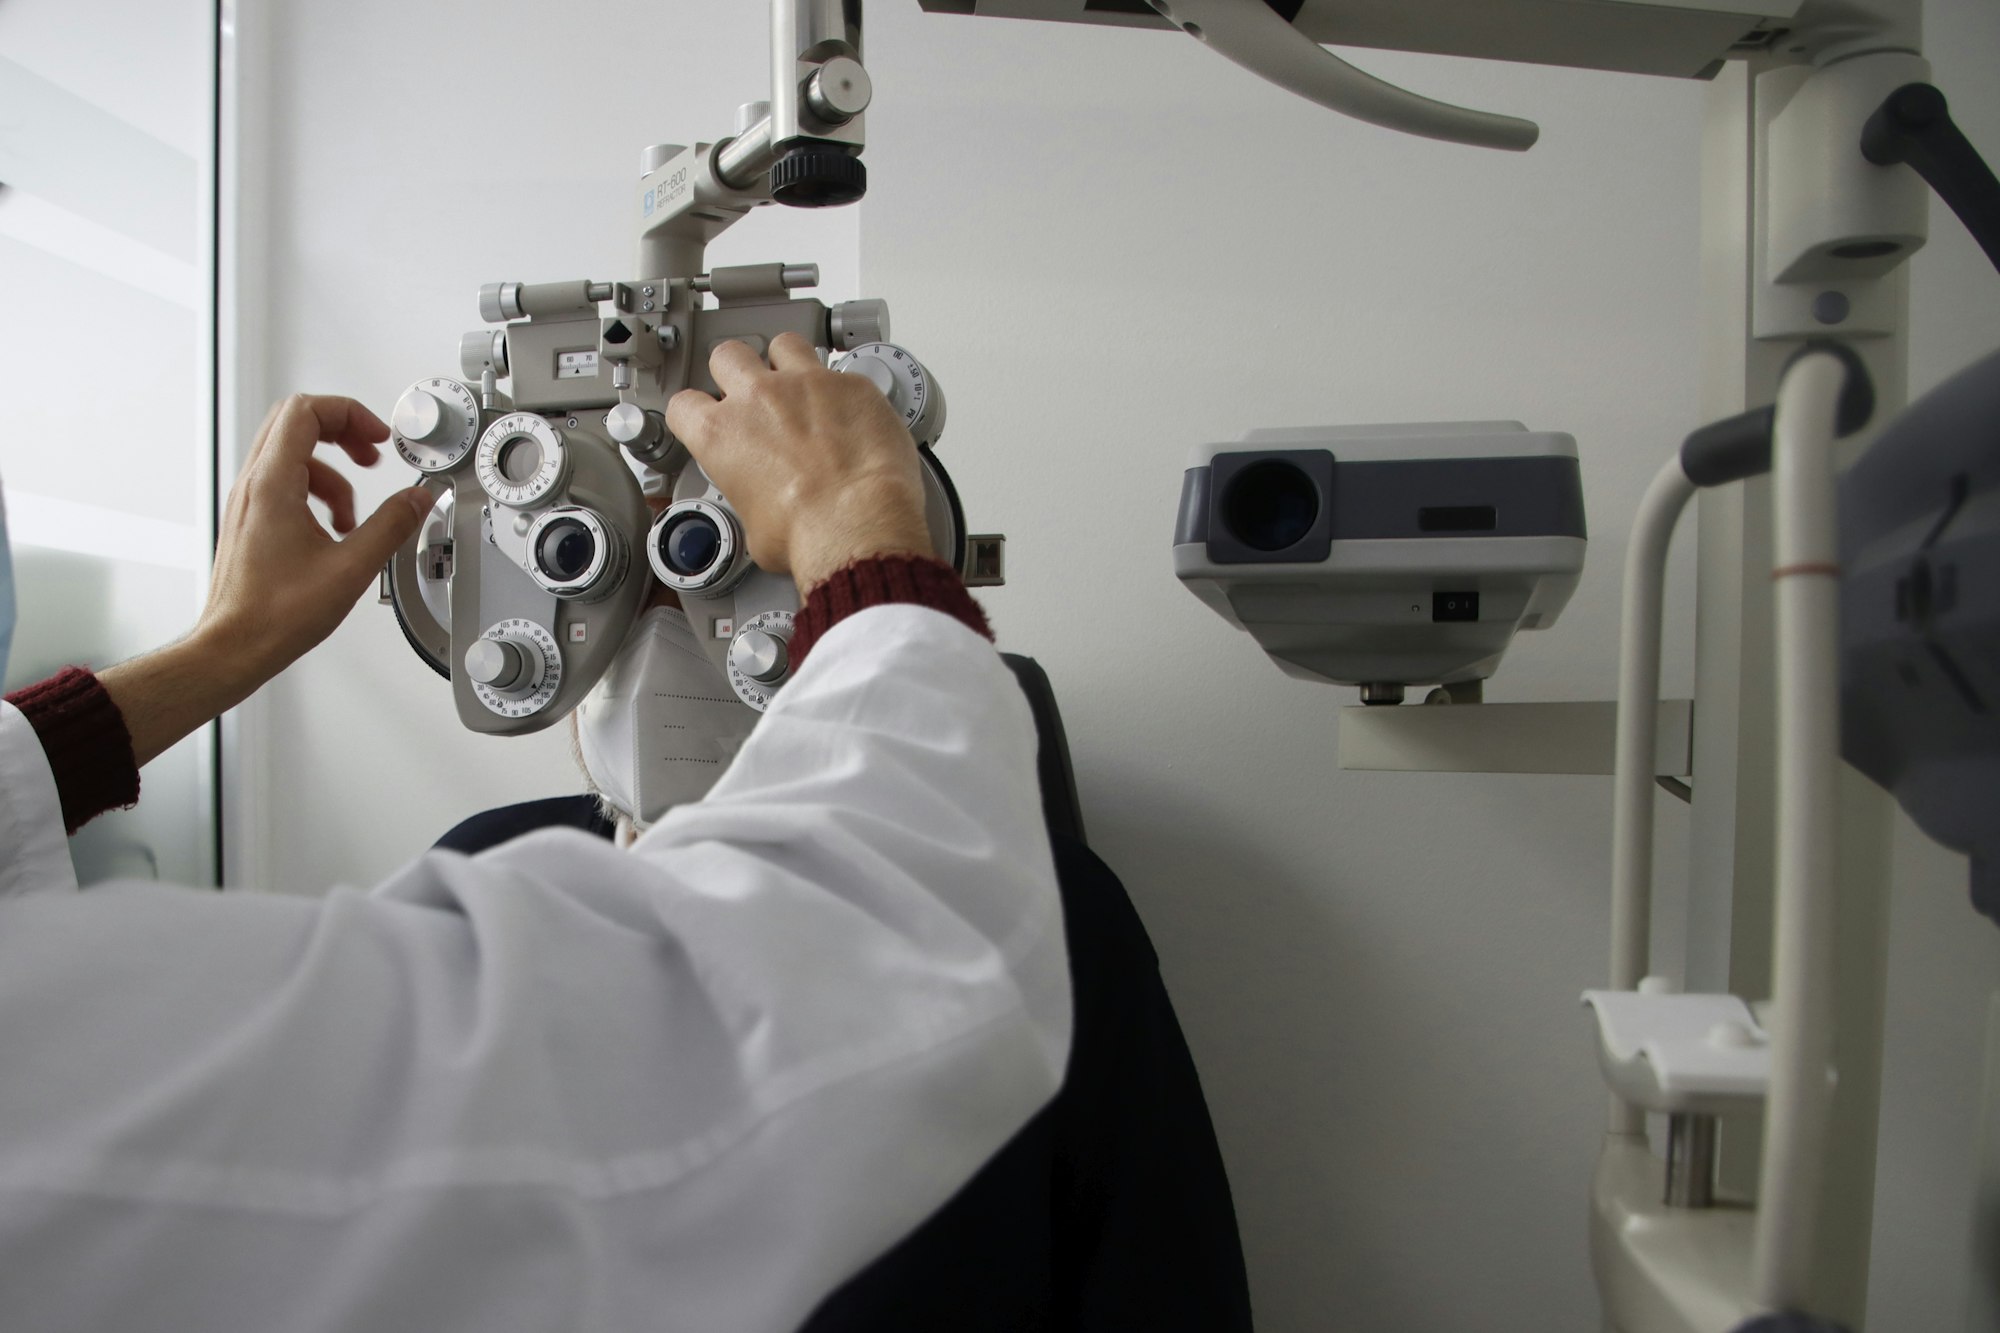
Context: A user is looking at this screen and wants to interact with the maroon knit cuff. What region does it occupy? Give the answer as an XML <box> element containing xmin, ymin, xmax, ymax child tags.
<box><xmin>5</xmin><ymin>666</ymin><xmax>140</xmax><ymax>835</ymax></box>
<box><xmin>791</xmin><ymin>554</ymin><xmax>994</xmax><ymax>666</ymax></box>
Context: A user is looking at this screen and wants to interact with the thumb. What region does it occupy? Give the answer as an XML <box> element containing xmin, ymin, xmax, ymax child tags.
<box><xmin>342</xmin><ymin>485</ymin><xmax>431</xmax><ymax>577</ymax></box>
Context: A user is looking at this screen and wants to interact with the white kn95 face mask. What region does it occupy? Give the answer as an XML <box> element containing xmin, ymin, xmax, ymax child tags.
<box><xmin>574</xmin><ymin>605</ymin><xmax>756</xmax><ymax>829</ymax></box>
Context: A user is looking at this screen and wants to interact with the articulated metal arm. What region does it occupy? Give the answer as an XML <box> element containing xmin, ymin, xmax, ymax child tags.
<box><xmin>637</xmin><ymin>0</ymin><xmax>871</xmax><ymax>281</ymax></box>
<box><xmin>1146</xmin><ymin>0</ymin><xmax>1539</xmax><ymax>151</ymax></box>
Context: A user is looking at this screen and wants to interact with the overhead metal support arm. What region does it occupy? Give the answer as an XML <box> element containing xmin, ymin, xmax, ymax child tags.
<box><xmin>1145</xmin><ymin>0</ymin><xmax>1540</xmax><ymax>151</ymax></box>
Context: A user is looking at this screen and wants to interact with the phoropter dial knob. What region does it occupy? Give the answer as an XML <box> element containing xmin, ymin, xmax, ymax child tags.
<box><xmin>464</xmin><ymin>637</ymin><xmax>532</xmax><ymax>691</ymax></box>
<box><xmin>475</xmin><ymin>413</ymin><xmax>570</xmax><ymax>508</ymax></box>
<box><xmin>728</xmin><ymin>628</ymin><xmax>789</xmax><ymax>685</ymax></box>
<box><xmin>604</xmin><ymin>402</ymin><xmax>667</xmax><ymax>461</ymax></box>
<box><xmin>391</xmin><ymin>378</ymin><xmax>480</xmax><ymax>473</ymax></box>
<box><xmin>831</xmin><ymin>342</ymin><xmax>945</xmax><ymax>448</ymax></box>
<box><xmin>467</xmin><ymin>619</ymin><xmax>563</xmax><ymax>719</ymax></box>
<box><xmin>725</xmin><ymin>610</ymin><xmax>796</xmax><ymax>711</ymax></box>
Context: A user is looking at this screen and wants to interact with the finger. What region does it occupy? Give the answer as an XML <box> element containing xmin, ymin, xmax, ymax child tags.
<box><xmin>256</xmin><ymin>394</ymin><xmax>392</xmax><ymax>480</ymax></box>
<box><xmin>331</xmin><ymin>436</ymin><xmax>384</xmax><ymax>469</ymax></box>
<box><xmin>320</xmin><ymin>396</ymin><xmax>391</xmax><ymax>447</ymax></box>
<box><xmin>305</xmin><ymin>455</ymin><xmax>358</xmax><ymax>533</ymax></box>
<box><xmin>239</xmin><ymin>398</ymin><xmax>289</xmax><ymax>473</ymax></box>
<box><xmin>707</xmin><ymin>339</ymin><xmax>772</xmax><ymax>397</ymax></box>
<box><xmin>664</xmin><ymin>387</ymin><xmax>719</xmax><ymax>451</ymax></box>
<box><xmin>338</xmin><ymin>486</ymin><xmax>433</xmax><ymax>583</ymax></box>
<box><xmin>766</xmin><ymin>332</ymin><xmax>822</xmax><ymax>373</ymax></box>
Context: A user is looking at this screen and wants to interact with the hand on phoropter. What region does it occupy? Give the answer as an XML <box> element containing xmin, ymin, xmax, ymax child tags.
<box><xmin>203</xmin><ymin>394</ymin><xmax>431</xmax><ymax>684</ymax></box>
<box><xmin>100</xmin><ymin>394</ymin><xmax>431</xmax><ymax>766</ymax></box>
<box><xmin>665</xmin><ymin>333</ymin><xmax>933</xmax><ymax>594</ymax></box>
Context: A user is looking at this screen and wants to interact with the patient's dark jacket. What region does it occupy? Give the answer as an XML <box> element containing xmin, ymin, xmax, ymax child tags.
<box><xmin>436</xmin><ymin>799</ymin><xmax>1254</xmax><ymax>1331</ymax></box>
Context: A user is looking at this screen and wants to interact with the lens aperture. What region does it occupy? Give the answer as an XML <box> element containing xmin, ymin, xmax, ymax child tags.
<box><xmin>537</xmin><ymin>518</ymin><xmax>596</xmax><ymax>581</ymax></box>
<box><xmin>1224</xmin><ymin>460</ymin><xmax>1320</xmax><ymax>553</ymax></box>
<box><xmin>661</xmin><ymin>514</ymin><xmax>722</xmax><ymax>577</ymax></box>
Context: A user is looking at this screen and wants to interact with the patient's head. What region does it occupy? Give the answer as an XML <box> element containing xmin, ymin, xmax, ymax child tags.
<box><xmin>571</xmin><ymin>597</ymin><xmax>756</xmax><ymax>838</ymax></box>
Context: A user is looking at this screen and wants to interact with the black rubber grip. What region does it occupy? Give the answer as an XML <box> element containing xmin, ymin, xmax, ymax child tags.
<box><xmin>1680</xmin><ymin>343</ymin><xmax>1876</xmax><ymax>488</ymax></box>
<box><xmin>1861</xmin><ymin>82</ymin><xmax>2000</xmax><ymax>275</ymax></box>
<box><xmin>1681</xmin><ymin>406</ymin><xmax>1775</xmax><ymax>488</ymax></box>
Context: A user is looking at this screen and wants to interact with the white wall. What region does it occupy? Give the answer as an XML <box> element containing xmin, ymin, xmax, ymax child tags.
<box><xmin>1</xmin><ymin>0</ymin><xmax>214</xmax><ymax>886</ymax></box>
<box><xmin>249</xmin><ymin>1</ymin><xmax>1999</xmax><ymax>1328</ymax></box>
<box><xmin>862</xmin><ymin>12</ymin><xmax>1705</xmax><ymax>1329</ymax></box>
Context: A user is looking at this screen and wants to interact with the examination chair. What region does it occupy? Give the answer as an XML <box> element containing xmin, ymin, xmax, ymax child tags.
<box><xmin>435</xmin><ymin>655</ymin><xmax>1254</xmax><ymax>1332</ymax></box>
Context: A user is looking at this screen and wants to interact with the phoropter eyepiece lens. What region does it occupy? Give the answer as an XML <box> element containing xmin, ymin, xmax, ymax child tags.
<box><xmin>522</xmin><ymin>506</ymin><xmax>624</xmax><ymax>602</ymax></box>
<box><xmin>647</xmin><ymin>499</ymin><xmax>746</xmax><ymax>596</ymax></box>
<box><xmin>1223</xmin><ymin>460</ymin><xmax>1320</xmax><ymax>553</ymax></box>
<box><xmin>537</xmin><ymin>518</ymin><xmax>597</xmax><ymax>582</ymax></box>
<box><xmin>659</xmin><ymin>513</ymin><xmax>722</xmax><ymax>578</ymax></box>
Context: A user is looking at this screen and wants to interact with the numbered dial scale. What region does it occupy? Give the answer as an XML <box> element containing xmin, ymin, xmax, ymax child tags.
<box><xmin>467</xmin><ymin>619</ymin><xmax>564</xmax><ymax>718</ymax></box>
<box><xmin>833</xmin><ymin>343</ymin><xmax>946</xmax><ymax>447</ymax></box>
<box><xmin>391</xmin><ymin>378</ymin><xmax>481</xmax><ymax>473</ymax></box>
<box><xmin>475</xmin><ymin>413</ymin><xmax>571</xmax><ymax>508</ymax></box>
<box><xmin>726</xmin><ymin>609</ymin><xmax>796</xmax><ymax>712</ymax></box>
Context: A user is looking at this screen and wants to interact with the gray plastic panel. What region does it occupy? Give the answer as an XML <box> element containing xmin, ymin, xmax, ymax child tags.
<box><xmin>1175</xmin><ymin>466</ymin><xmax>1211</xmax><ymax>546</ymax></box>
<box><xmin>1327</xmin><ymin>456</ymin><xmax>1585</xmax><ymax>541</ymax></box>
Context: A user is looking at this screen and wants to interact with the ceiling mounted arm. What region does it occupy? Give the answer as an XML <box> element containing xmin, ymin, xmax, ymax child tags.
<box><xmin>1148</xmin><ymin>0</ymin><xmax>1541</xmax><ymax>152</ymax></box>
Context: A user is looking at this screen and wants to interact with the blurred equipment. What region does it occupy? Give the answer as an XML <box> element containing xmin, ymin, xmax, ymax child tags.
<box><xmin>1838</xmin><ymin>346</ymin><xmax>2000</xmax><ymax>925</ymax></box>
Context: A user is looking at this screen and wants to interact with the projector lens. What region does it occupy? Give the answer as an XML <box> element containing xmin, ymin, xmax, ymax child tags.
<box><xmin>1224</xmin><ymin>460</ymin><xmax>1319</xmax><ymax>552</ymax></box>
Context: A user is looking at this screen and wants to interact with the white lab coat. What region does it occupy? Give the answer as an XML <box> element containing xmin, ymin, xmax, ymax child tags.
<box><xmin>0</xmin><ymin>606</ymin><xmax>1070</xmax><ymax>1332</ymax></box>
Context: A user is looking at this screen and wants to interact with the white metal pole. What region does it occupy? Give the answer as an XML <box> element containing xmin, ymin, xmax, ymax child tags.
<box><xmin>1752</xmin><ymin>349</ymin><xmax>1849</xmax><ymax>1311</ymax></box>
<box><xmin>1606</xmin><ymin>456</ymin><xmax>1699</xmax><ymax>1136</ymax></box>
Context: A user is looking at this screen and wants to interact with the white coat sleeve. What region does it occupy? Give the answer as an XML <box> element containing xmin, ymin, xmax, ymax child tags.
<box><xmin>0</xmin><ymin>605</ymin><xmax>1069</xmax><ymax>1333</ymax></box>
<box><xmin>0</xmin><ymin>700</ymin><xmax>79</xmax><ymax>896</ymax></box>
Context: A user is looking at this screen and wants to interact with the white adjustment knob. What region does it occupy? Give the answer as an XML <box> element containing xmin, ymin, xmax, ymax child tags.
<box><xmin>830</xmin><ymin>299</ymin><xmax>890</xmax><ymax>351</ymax></box>
<box><xmin>395</xmin><ymin>389</ymin><xmax>447</xmax><ymax>444</ymax></box>
<box><xmin>467</xmin><ymin>618</ymin><xmax>563</xmax><ymax>719</ymax></box>
<box><xmin>605</xmin><ymin>402</ymin><xmax>661</xmax><ymax>448</ymax></box>
<box><xmin>805</xmin><ymin>56</ymin><xmax>873</xmax><ymax>124</ymax></box>
<box><xmin>845</xmin><ymin>357</ymin><xmax>895</xmax><ymax>396</ymax></box>
<box><xmin>464</xmin><ymin>638</ymin><xmax>528</xmax><ymax>691</ymax></box>
<box><xmin>831</xmin><ymin>342</ymin><xmax>945</xmax><ymax>448</ymax></box>
<box><xmin>390</xmin><ymin>378</ymin><xmax>480</xmax><ymax>474</ymax></box>
<box><xmin>729</xmin><ymin>628</ymin><xmax>789</xmax><ymax>684</ymax></box>
<box><xmin>723</xmin><ymin>609</ymin><xmax>795</xmax><ymax>711</ymax></box>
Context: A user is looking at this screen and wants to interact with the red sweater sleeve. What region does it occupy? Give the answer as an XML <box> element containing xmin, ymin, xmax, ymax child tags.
<box><xmin>4</xmin><ymin>666</ymin><xmax>140</xmax><ymax>835</ymax></box>
<box><xmin>790</xmin><ymin>554</ymin><xmax>992</xmax><ymax>666</ymax></box>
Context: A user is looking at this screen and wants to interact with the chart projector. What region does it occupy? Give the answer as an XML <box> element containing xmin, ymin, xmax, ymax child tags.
<box><xmin>1172</xmin><ymin>422</ymin><xmax>1587</xmax><ymax>705</ymax></box>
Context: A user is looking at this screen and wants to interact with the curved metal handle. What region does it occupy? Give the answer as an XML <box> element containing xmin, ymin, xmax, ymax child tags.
<box><xmin>1149</xmin><ymin>0</ymin><xmax>1539</xmax><ymax>152</ymax></box>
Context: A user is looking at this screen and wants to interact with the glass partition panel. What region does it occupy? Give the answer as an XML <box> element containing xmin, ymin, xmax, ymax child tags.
<box><xmin>0</xmin><ymin>1</ymin><xmax>216</xmax><ymax>885</ymax></box>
